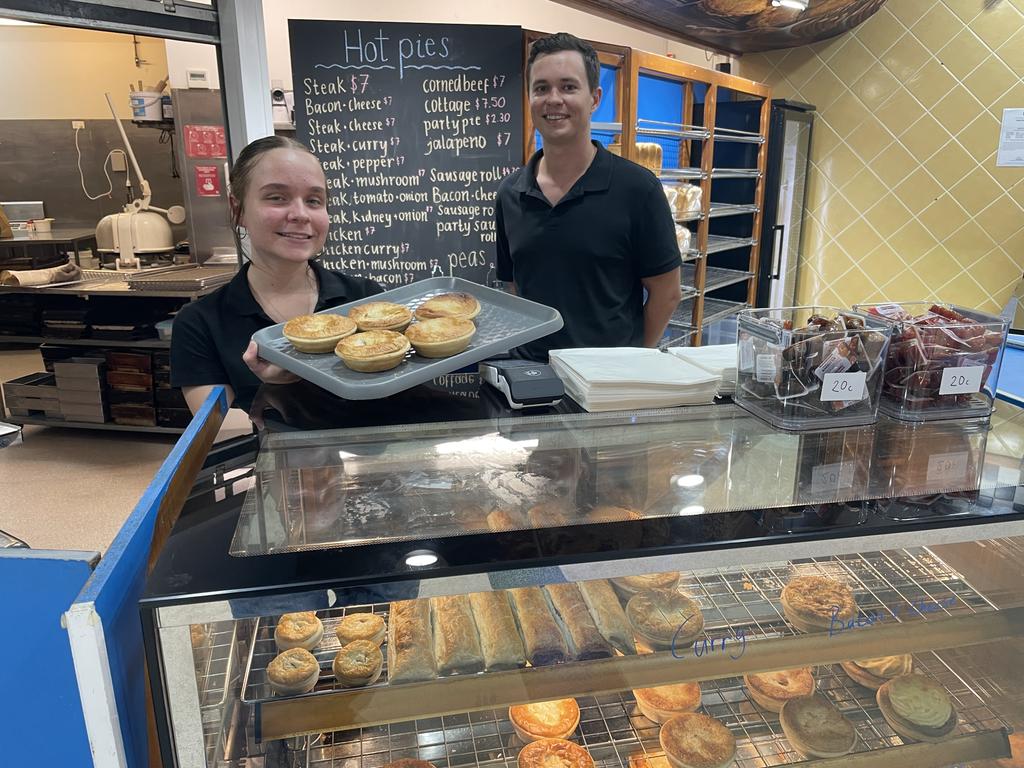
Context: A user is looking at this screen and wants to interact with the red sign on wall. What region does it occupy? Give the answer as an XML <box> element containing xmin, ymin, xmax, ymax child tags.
<box><xmin>195</xmin><ymin>165</ymin><xmax>221</xmax><ymax>197</ymax></box>
<box><xmin>184</xmin><ymin>124</ymin><xmax>227</xmax><ymax>158</ymax></box>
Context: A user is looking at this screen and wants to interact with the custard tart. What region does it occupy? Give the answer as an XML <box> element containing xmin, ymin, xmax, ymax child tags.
<box><xmin>415</xmin><ymin>292</ymin><xmax>481</xmax><ymax>320</ymax></box>
<box><xmin>404</xmin><ymin>317</ymin><xmax>476</xmax><ymax>358</ymax></box>
<box><xmin>283</xmin><ymin>313</ymin><xmax>356</xmax><ymax>353</ymax></box>
<box><xmin>335</xmin><ymin>330</ymin><xmax>410</xmax><ymax>372</ymax></box>
<box><xmin>348</xmin><ymin>301</ymin><xmax>413</xmax><ymax>332</ymax></box>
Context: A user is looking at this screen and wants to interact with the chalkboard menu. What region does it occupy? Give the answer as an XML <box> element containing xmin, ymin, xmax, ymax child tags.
<box><xmin>289</xmin><ymin>20</ymin><xmax>524</xmax><ymax>287</ymax></box>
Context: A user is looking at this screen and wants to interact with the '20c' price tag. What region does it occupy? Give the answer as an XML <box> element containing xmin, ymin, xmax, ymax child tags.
<box><xmin>820</xmin><ymin>372</ymin><xmax>866</xmax><ymax>402</ymax></box>
<box><xmin>811</xmin><ymin>461</ymin><xmax>856</xmax><ymax>494</ymax></box>
<box><xmin>939</xmin><ymin>365</ymin><xmax>984</xmax><ymax>395</ymax></box>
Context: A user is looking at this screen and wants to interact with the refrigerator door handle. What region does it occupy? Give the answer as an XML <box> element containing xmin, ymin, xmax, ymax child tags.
<box><xmin>770</xmin><ymin>223</ymin><xmax>785</xmax><ymax>280</ymax></box>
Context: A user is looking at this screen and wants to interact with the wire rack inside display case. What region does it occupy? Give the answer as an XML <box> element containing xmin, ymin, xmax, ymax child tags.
<box><xmin>224</xmin><ymin>547</ymin><xmax>1014</xmax><ymax>767</ymax></box>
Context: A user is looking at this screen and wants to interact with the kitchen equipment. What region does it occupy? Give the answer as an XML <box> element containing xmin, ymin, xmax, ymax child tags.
<box><xmin>94</xmin><ymin>93</ymin><xmax>186</xmax><ymax>269</ymax></box>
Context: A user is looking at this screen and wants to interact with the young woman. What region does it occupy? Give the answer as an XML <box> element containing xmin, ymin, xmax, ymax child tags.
<box><xmin>171</xmin><ymin>136</ymin><xmax>382</xmax><ymax>413</ymax></box>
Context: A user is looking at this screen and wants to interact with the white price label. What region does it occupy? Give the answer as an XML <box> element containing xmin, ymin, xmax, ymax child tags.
<box><xmin>926</xmin><ymin>452</ymin><xmax>969</xmax><ymax>485</ymax></box>
<box><xmin>820</xmin><ymin>372</ymin><xmax>867</xmax><ymax>402</ymax></box>
<box><xmin>939</xmin><ymin>365</ymin><xmax>984</xmax><ymax>395</ymax></box>
<box><xmin>811</xmin><ymin>462</ymin><xmax>856</xmax><ymax>494</ymax></box>
<box><xmin>755</xmin><ymin>353</ymin><xmax>777</xmax><ymax>383</ymax></box>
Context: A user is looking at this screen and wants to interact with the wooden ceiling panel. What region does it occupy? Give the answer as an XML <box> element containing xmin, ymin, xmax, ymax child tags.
<box><xmin>557</xmin><ymin>0</ymin><xmax>888</xmax><ymax>54</ymax></box>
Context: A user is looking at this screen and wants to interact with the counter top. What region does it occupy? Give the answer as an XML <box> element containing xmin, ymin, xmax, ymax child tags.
<box><xmin>0</xmin><ymin>228</ymin><xmax>97</xmax><ymax>245</ymax></box>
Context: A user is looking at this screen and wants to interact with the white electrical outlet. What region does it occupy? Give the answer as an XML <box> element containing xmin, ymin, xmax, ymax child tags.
<box><xmin>72</xmin><ymin>120</ymin><xmax>85</xmax><ymax>129</ymax></box>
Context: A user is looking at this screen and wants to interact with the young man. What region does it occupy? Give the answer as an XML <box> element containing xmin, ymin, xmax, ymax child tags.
<box><xmin>495</xmin><ymin>32</ymin><xmax>682</xmax><ymax>362</ymax></box>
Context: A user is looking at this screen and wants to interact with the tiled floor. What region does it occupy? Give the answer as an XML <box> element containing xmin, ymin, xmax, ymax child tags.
<box><xmin>0</xmin><ymin>346</ymin><xmax>251</xmax><ymax>552</ymax></box>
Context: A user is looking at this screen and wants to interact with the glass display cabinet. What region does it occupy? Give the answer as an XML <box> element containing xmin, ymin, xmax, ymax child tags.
<box><xmin>142</xmin><ymin>400</ymin><xmax>1024</xmax><ymax>768</ymax></box>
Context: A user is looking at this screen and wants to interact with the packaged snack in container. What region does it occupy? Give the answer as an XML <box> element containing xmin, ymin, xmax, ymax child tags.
<box><xmin>853</xmin><ymin>301</ymin><xmax>1008</xmax><ymax>422</ymax></box>
<box><xmin>735</xmin><ymin>306</ymin><xmax>892</xmax><ymax>430</ymax></box>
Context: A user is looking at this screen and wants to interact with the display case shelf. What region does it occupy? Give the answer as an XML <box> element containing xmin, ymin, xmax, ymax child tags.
<box><xmin>636</xmin><ymin>119</ymin><xmax>708</xmax><ymax>141</ymax></box>
<box><xmin>660</xmin><ymin>167</ymin><xmax>705</xmax><ymax>181</ymax></box>
<box><xmin>713</xmin><ymin>126</ymin><xmax>765</xmax><ymax>144</ymax></box>
<box><xmin>0</xmin><ymin>334</ymin><xmax>169</xmax><ymax>349</ymax></box>
<box><xmin>711</xmin><ymin>168</ymin><xmax>763</xmax><ymax>180</ymax></box>
<box><xmin>295</xmin><ymin>657</ymin><xmax>1008</xmax><ymax>768</ymax></box>
<box><xmin>247</xmin><ymin>549</ymin><xmax>1016</xmax><ymax>746</ymax></box>
<box><xmin>669</xmin><ymin>296</ymin><xmax>748</xmax><ymax>329</ymax></box>
<box><xmin>708</xmin><ymin>202</ymin><xmax>760</xmax><ymax>218</ymax></box>
<box><xmin>682</xmin><ymin>264</ymin><xmax>752</xmax><ymax>294</ymax></box>
<box><xmin>706</xmin><ymin>234</ymin><xmax>757</xmax><ymax>254</ymax></box>
<box><xmin>675</xmin><ymin>204</ymin><xmax>760</xmax><ymax>224</ymax></box>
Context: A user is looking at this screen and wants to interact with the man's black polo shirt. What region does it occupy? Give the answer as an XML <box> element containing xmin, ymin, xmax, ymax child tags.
<box><xmin>170</xmin><ymin>260</ymin><xmax>382</xmax><ymax>409</ymax></box>
<box><xmin>495</xmin><ymin>141</ymin><xmax>680</xmax><ymax>361</ymax></box>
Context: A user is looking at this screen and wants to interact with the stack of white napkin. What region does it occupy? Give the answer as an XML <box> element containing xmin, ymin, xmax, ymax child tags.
<box><xmin>549</xmin><ymin>347</ymin><xmax>720</xmax><ymax>412</ymax></box>
<box><xmin>666</xmin><ymin>344</ymin><xmax>738</xmax><ymax>396</ymax></box>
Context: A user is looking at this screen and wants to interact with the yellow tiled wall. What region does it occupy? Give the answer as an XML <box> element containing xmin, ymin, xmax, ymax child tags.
<box><xmin>739</xmin><ymin>0</ymin><xmax>1024</xmax><ymax>314</ymax></box>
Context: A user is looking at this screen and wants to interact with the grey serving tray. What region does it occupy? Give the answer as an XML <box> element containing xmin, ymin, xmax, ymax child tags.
<box><xmin>251</xmin><ymin>277</ymin><xmax>562</xmax><ymax>400</ymax></box>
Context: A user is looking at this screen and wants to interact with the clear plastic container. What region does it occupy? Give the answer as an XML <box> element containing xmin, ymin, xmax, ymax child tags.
<box><xmin>735</xmin><ymin>306</ymin><xmax>892</xmax><ymax>431</ymax></box>
<box><xmin>853</xmin><ymin>301</ymin><xmax>1008</xmax><ymax>422</ymax></box>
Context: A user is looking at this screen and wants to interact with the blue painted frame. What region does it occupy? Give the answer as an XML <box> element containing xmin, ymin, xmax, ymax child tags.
<box><xmin>70</xmin><ymin>387</ymin><xmax>228</xmax><ymax>766</ymax></box>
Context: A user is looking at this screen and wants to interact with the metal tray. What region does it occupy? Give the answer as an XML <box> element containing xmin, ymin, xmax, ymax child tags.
<box><xmin>251</xmin><ymin>277</ymin><xmax>562</xmax><ymax>400</ymax></box>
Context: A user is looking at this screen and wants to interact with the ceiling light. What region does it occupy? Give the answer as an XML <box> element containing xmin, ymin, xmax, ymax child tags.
<box><xmin>772</xmin><ymin>0</ymin><xmax>809</xmax><ymax>9</ymax></box>
<box><xmin>679</xmin><ymin>505</ymin><xmax>705</xmax><ymax>516</ymax></box>
<box><xmin>404</xmin><ymin>550</ymin><xmax>439</xmax><ymax>568</ymax></box>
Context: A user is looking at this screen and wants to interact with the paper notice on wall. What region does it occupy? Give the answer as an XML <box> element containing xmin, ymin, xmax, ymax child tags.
<box><xmin>996</xmin><ymin>108</ymin><xmax>1024</xmax><ymax>167</ymax></box>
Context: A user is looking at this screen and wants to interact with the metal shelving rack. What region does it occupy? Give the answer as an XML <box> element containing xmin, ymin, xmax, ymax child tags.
<box><xmin>626</xmin><ymin>52</ymin><xmax>770</xmax><ymax>345</ymax></box>
<box><xmin>229</xmin><ymin>548</ymin><xmax>1014</xmax><ymax>765</ymax></box>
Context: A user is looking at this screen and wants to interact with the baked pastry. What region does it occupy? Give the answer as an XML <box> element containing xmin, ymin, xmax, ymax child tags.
<box><xmin>544</xmin><ymin>583</ymin><xmax>613</xmax><ymax>661</ymax></box>
<box><xmin>349</xmin><ymin>301</ymin><xmax>413</xmax><ymax>332</ymax></box>
<box><xmin>841</xmin><ymin>655</ymin><xmax>913</xmax><ymax>690</ymax></box>
<box><xmin>387</xmin><ymin>599</ymin><xmax>437</xmax><ymax>683</ymax></box>
<box><xmin>335</xmin><ymin>330</ymin><xmax>410</xmax><ymax>372</ymax></box>
<box><xmin>266</xmin><ymin>647</ymin><xmax>320</xmax><ymax>695</ymax></box>
<box><xmin>383</xmin><ymin>760</ymin><xmax>437</xmax><ymax>768</ymax></box>
<box><xmin>487</xmin><ymin>508</ymin><xmax>528</xmax><ymax>531</ymax></box>
<box><xmin>430</xmin><ymin>594</ymin><xmax>485</xmax><ymax>675</ymax></box>
<box><xmin>659</xmin><ymin>713</ymin><xmax>736</xmax><ymax>768</ymax></box>
<box><xmin>626</xmin><ymin>589</ymin><xmax>704</xmax><ymax>650</ymax></box>
<box><xmin>404</xmin><ymin>317</ymin><xmax>476</xmax><ymax>358</ymax></box>
<box><xmin>744</xmin><ymin>668</ymin><xmax>815</xmax><ymax>713</ymax></box>
<box><xmin>468</xmin><ymin>590</ymin><xmax>528</xmax><ymax>671</ymax></box>
<box><xmin>527</xmin><ymin>502</ymin><xmax>575</xmax><ymax>527</ymax></box>
<box><xmin>877</xmin><ymin>674</ymin><xmax>958</xmax><ymax>742</ymax></box>
<box><xmin>611</xmin><ymin>572</ymin><xmax>680</xmax><ymax>599</ymax></box>
<box><xmin>336</xmin><ymin>612</ymin><xmax>386</xmax><ymax>646</ymax></box>
<box><xmin>274</xmin><ymin>611</ymin><xmax>324</xmax><ymax>651</ymax></box>
<box><xmin>518</xmin><ymin>738</ymin><xmax>594</xmax><ymax>768</ymax></box>
<box><xmin>633</xmin><ymin>682</ymin><xmax>701</xmax><ymax>723</ymax></box>
<box><xmin>332</xmin><ymin>639</ymin><xmax>383</xmax><ymax>687</ymax></box>
<box><xmin>577</xmin><ymin>579</ymin><xmax>635</xmax><ymax>655</ymax></box>
<box><xmin>415</xmin><ymin>291</ymin><xmax>481</xmax><ymax>320</ymax></box>
<box><xmin>780</xmin><ymin>575</ymin><xmax>857</xmax><ymax>633</ymax></box>
<box><xmin>780</xmin><ymin>693</ymin><xmax>857</xmax><ymax>758</ymax></box>
<box><xmin>283</xmin><ymin>313</ymin><xmax>356</xmax><ymax>353</ymax></box>
<box><xmin>508</xmin><ymin>587</ymin><xmax>570</xmax><ymax>666</ymax></box>
<box><xmin>509</xmin><ymin>698</ymin><xmax>581</xmax><ymax>742</ymax></box>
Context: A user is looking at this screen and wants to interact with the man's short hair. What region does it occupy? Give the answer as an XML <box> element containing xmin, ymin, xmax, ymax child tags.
<box><xmin>527</xmin><ymin>32</ymin><xmax>600</xmax><ymax>93</ymax></box>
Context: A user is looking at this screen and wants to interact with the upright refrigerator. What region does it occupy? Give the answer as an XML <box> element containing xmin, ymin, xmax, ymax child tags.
<box><xmin>756</xmin><ymin>100</ymin><xmax>815</xmax><ymax>308</ymax></box>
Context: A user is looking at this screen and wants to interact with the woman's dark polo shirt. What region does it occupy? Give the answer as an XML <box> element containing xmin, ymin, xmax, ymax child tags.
<box><xmin>170</xmin><ymin>261</ymin><xmax>382</xmax><ymax>409</ymax></box>
<box><xmin>495</xmin><ymin>141</ymin><xmax>680</xmax><ymax>361</ymax></box>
